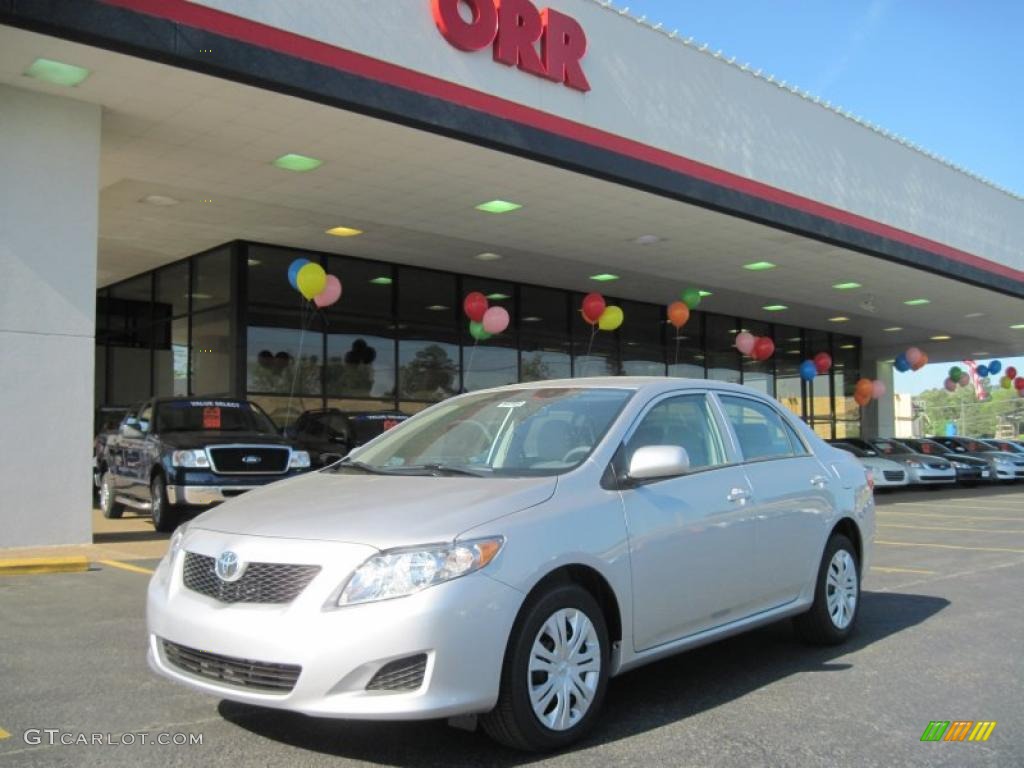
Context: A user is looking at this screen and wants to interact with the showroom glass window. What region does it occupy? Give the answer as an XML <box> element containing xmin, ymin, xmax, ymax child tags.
<box><xmin>741</xmin><ymin>319</ymin><xmax>774</xmax><ymax>396</ymax></box>
<box><xmin>107</xmin><ymin>274</ymin><xmax>154</xmax><ymax>405</ymax></box>
<box><xmin>804</xmin><ymin>328</ymin><xmax>833</xmax><ymax>439</ymax></box>
<box><xmin>620</xmin><ymin>300</ymin><xmax>666</xmax><ymax>377</ymax></box>
<box><xmin>667</xmin><ymin>311</ymin><xmax>705</xmax><ymax>380</ymax></box>
<box><xmin>463</xmin><ymin>276</ymin><xmax>517</xmax><ymax>391</ymax></box>
<box><xmin>519</xmin><ymin>286</ymin><xmax>571</xmax><ymax>382</ymax></box>
<box><xmin>773</xmin><ymin>325</ymin><xmax>804</xmax><ymax>419</ymax></box>
<box><xmin>833</xmin><ymin>335</ymin><xmax>861</xmax><ymax>438</ymax></box>
<box><xmin>705</xmin><ymin>315</ymin><xmax>741</xmax><ymax>384</ymax></box>
<box><xmin>397</xmin><ymin>267</ymin><xmax>459</xmax><ymax>405</ymax></box>
<box><xmin>154</xmin><ymin>261</ymin><xmax>189</xmax><ymax>397</ymax></box>
<box><xmin>572</xmin><ymin>293</ymin><xmax>617</xmax><ymax>377</ymax></box>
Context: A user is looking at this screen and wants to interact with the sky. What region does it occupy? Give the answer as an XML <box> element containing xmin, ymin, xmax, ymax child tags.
<box><xmin>618</xmin><ymin>1</ymin><xmax>1023</xmax><ymax>195</ymax></box>
<box><xmin>620</xmin><ymin>1</ymin><xmax>1022</xmax><ymax>395</ymax></box>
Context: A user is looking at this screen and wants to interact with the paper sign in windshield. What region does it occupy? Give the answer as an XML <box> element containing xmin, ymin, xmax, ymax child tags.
<box><xmin>202</xmin><ymin>407</ymin><xmax>221</xmax><ymax>429</ymax></box>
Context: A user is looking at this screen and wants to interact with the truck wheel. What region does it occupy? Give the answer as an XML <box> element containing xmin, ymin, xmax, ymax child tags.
<box><xmin>99</xmin><ymin>471</ymin><xmax>124</xmax><ymax>519</ymax></box>
<box><xmin>150</xmin><ymin>474</ymin><xmax>179</xmax><ymax>533</ymax></box>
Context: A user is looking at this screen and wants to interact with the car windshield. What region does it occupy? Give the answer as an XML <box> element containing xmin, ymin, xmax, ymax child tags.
<box><xmin>871</xmin><ymin>439</ymin><xmax>913</xmax><ymax>455</ymax></box>
<box><xmin>909</xmin><ymin>439</ymin><xmax>946</xmax><ymax>455</ymax></box>
<box><xmin>345</xmin><ymin>387</ymin><xmax>633</xmax><ymax>477</ymax></box>
<box><xmin>832</xmin><ymin>442</ymin><xmax>874</xmax><ymax>458</ymax></box>
<box><xmin>156</xmin><ymin>400</ymin><xmax>278</xmax><ymax>434</ymax></box>
<box><xmin>959</xmin><ymin>439</ymin><xmax>992</xmax><ymax>452</ymax></box>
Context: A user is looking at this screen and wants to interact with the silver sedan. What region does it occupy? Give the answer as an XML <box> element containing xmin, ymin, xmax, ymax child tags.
<box><xmin>147</xmin><ymin>378</ymin><xmax>874</xmax><ymax>752</ymax></box>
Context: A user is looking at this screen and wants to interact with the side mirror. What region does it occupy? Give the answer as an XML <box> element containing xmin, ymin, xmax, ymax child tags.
<box><xmin>627</xmin><ymin>445</ymin><xmax>691</xmax><ymax>482</ymax></box>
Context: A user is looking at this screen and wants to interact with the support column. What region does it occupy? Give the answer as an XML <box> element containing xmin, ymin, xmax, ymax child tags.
<box><xmin>860</xmin><ymin>357</ymin><xmax>896</xmax><ymax>438</ymax></box>
<box><xmin>0</xmin><ymin>85</ymin><xmax>100</xmax><ymax>548</ymax></box>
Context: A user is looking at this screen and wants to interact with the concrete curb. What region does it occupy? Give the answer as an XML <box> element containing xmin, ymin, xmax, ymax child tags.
<box><xmin>0</xmin><ymin>556</ymin><xmax>91</xmax><ymax>575</ymax></box>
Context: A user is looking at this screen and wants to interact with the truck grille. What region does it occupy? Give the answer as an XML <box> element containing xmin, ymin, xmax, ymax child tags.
<box><xmin>883</xmin><ymin>470</ymin><xmax>905</xmax><ymax>481</ymax></box>
<box><xmin>207</xmin><ymin>446</ymin><xmax>289</xmax><ymax>474</ymax></box>
<box><xmin>183</xmin><ymin>552</ymin><xmax>320</xmax><ymax>604</ymax></box>
<box><xmin>366</xmin><ymin>654</ymin><xmax>428</xmax><ymax>691</ymax></box>
<box><xmin>161</xmin><ymin>639</ymin><xmax>300</xmax><ymax>693</ymax></box>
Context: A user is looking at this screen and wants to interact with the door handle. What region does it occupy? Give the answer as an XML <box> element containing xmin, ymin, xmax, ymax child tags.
<box><xmin>727</xmin><ymin>488</ymin><xmax>750</xmax><ymax>503</ymax></box>
<box><xmin>810</xmin><ymin>475</ymin><xmax>828</xmax><ymax>488</ymax></box>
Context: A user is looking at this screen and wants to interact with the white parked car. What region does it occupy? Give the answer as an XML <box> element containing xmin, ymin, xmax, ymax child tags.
<box><xmin>830</xmin><ymin>441</ymin><xmax>910</xmax><ymax>489</ymax></box>
<box><xmin>147</xmin><ymin>378</ymin><xmax>874</xmax><ymax>752</ymax></box>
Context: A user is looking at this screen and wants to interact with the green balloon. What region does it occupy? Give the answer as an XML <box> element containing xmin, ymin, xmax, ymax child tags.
<box><xmin>681</xmin><ymin>288</ymin><xmax>702</xmax><ymax>310</ymax></box>
<box><xmin>948</xmin><ymin>366</ymin><xmax>962</xmax><ymax>381</ymax></box>
<box><xmin>468</xmin><ymin>320</ymin><xmax>491</xmax><ymax>341</ymax></box>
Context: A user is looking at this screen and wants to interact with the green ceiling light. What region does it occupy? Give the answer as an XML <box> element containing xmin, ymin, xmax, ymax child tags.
<box><xmin>882</xmin><ymin>327</ymin><xmax>902</xmax><ymax>332</ymax></box>
<box><xmin>840</xmin><ymin>344</ymin><xmax>856</xmax><ymax>349</ymax></box>
<box><xmin>743</xmin><ymin>261</ymin><xmax>777</xmax><ymax>271</ymax></box>
<box><xmin>273</xmin><ymin>153</ymin><xmax>323</xmax><ymax>172</ymax></box>
<box><xmin>698</xmin><ymin>290</ymin><xmax>713</xmax><ymax>297</ymax></box>
<box><xmin>486</xmin><ymin>293</ymin><xmax>510</xmax><ymax>300</ymax></box>
<box><xmin>369</xmin><ymin>276</ymin><xmax>393</xmax><ymax>285</ymax></box>
<box><xmin>762</xmin><ymin>304</ymin><xmax>788</xmax><ymax>312</ymax></box>
<box><xmin>475</xmin><ymin>200</ymin><xmax>522</xmax><ymax>214</ymax></box>
<box><xmin>1011</xmin><ymin>324</ymin><xmax>1024</xmax><ymax>330</ymax></box>
<box><xmin>832</xmin><ymin>282</ymin><xmax>862</xmax><ymax>291</ymax></box>
<box><xmin>589</xmin><ymin>273</ymin><xmax>620</xmax><ymax>282</ymax></box>
<box><xmin>904</xmin><ymin>298</ymin><xmax>930</xmax><ymax>306</ymax></box>
<box><xmin>24</xmin><ymin>57</ymin><xmax>91</xmax><ymax>87</ymax></box>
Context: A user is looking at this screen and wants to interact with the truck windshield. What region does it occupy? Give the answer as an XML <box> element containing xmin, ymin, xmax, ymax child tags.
<box><xmin>345</xmin><ymin>387</ymin><xmax>633</xmax><ymax>477</ymax></box>
<box><xmin>156</xmin><ymin>400</ymin><xmax>278</xmax><ymax>434</ymax></box>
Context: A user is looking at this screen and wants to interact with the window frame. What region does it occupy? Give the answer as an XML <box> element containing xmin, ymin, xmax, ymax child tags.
<box><xmin>714</xmin><ymin>392</ymin><xmax>813</xmax><ymax>465</ymax></box>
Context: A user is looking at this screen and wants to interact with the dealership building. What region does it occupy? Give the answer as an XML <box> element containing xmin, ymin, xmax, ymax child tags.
<box><xmin>2</xmin><ymin>0</ymin><xmax>1022</xmax><ymax>548</ymax></box>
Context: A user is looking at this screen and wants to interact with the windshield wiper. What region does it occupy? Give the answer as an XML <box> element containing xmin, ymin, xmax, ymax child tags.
<box><xmin>333</xmin><ymin>459</ymin><xmax>397</xmax><ymax>475</ymax></box>
<box><xmin>393</xmin><ymin>463</ymin><xmax>492</xmax><ymax>477</ymax></box>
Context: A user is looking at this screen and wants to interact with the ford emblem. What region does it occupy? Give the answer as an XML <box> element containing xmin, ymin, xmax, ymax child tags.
<box><xmin>242</xmin><ymin>455</ymin><xmax>262</xmax><ymax>464</ymax></box>
<box><xmin>215</xmin><ymin>551</ymin><xmax>244</xmax><ymax>582</ymax></box>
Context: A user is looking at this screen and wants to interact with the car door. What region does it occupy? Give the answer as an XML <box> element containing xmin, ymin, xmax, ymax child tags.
<box><xmin>620</xmin><ymin>392</ymin><xmax>757</xmax><ymax>651</ymax></box>
<box><xmin>716</xmin><ymin>394</ymin><xmax>835</xmax><ymax>611</ymax></box>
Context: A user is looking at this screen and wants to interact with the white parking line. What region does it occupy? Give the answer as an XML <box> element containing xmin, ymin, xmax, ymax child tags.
<box><xmin>870</xmin><ymin>566</ymin><xmax>936</xmax><ymax>575</ymax></box>
<box><xmin>877</xmin><ymin>510</ymin><xmax>1024</xmax><ymax>523</ymax></box>
<box><xmin>878</xmin><ymin>523</ymin><xmax>1024</xmax><ymax>535</ymax></box>
<box><xmin>876</xmin><ymin>539</ymin><xmax>1024</xmax><ymax>555</ymax></box>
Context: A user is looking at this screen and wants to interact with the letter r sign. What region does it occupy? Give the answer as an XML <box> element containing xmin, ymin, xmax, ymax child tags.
<box><xmin>431</xmin><ymin>0</ymin><xmax>591</xmax><ymax>92</ymax></box>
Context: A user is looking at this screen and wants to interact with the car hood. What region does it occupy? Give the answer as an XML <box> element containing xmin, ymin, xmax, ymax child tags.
<box><xmin>159</xmin><ymin>431</ymin><xmax>290</xmax><ymax>448</ymax></box>
<box><xmin>191</xmin><ymin>470</ymin><xmax>558</xmax><ymax>548</ymax></box>
<box><xmin>888</xmin><ymin>453</ymin><xmax>950</xmax><ymax>467</ymax></box>
<box><xmin>858</xmin><ymin>456</ymin><xmax>905</xmax><ymax>472</ymax></box>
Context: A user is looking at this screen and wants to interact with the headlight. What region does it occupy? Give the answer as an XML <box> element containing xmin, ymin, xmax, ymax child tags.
<box><xmin>905</xmin><ymin>460</ymin><xmax>922</xmax><ymax>468</ymax></box>
<box><xmin>289</xmin><ymin>450</ymin><xmax>311</xmax><ymax>468</ymax></box>
<box><xmin>953</xmin><ymin>462</ymin><xmax>968</xmax><ymax>469</ymax></box>
<box><xmin>337</xmin><ymin>536</ymin><xmax>504</xmax><ymax>606</ymax></box>
<box><xmin>168</xmin><ymin>525</ymin><xmax>187</xmax><ymax>561</ymax></box>
<box><xmin>171</xmin><ymin>449</ymin><xmax>209</xmax><ymax>468</ymax></box>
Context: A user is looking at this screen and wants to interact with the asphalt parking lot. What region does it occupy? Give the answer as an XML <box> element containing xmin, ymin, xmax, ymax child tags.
<box><xmin>1</xmin><ymin>487</ymin><xmax>1021</xmax><ymax>767</ymax></box>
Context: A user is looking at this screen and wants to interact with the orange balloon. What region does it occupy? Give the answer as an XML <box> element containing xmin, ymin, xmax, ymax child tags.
<box><xmin>667</xmin><ymin>301</ymin><xmax>690</xmax><ymax>329</ymax></box>
<box><xmin>855</xmin><ymin>378</ymin><xmax>874</xmax><ymax>399</ymax></box>
<box><xmin>912</xmin><ymin>352</ymin><xmax>929</xmax><ymax>371</ymax></box>
<box><xmin>854</xmin><ymin>391</ymin><xmax>871</xmax><ymax>407</ymax></box>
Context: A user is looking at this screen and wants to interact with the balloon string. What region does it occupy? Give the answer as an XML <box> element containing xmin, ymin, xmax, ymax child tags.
<box><xmin>674</xmin><ymin>335</ymin><xmax>681</xmax><ymax>367</ymax></box>
<box><xmin>584</xmin><ymin>325</ymin><xmax>596</xmax><ymax>376</ymax></box>
<box><xmin>465</xmin><ymin>339</ymin><xmax>479</xmax><ymax>392</ymax></box>
<box><xmin>284</xmin><ymin>299</ymin><xmax>316</xmax><ymax>430</ymax></box>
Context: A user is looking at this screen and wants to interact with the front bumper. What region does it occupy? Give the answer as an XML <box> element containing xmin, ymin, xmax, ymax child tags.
<box><xmin>906</xmin><ymin>466</ymin><xmax>957</xmax><ymax>484</ymax></box>
<box><xmin>166</xmin><ymin>485</ymin><xmax>261</xmax><ymax>505</ymax></box>
<box><xmin>147</xmin><ymin>529</ymin><xmax>523</xmax><ymax>720</ymax></box>
<box><xmin>165</xmin><ymin>468</ymin><xmax>309</xmax><ymax>506</ymax></box>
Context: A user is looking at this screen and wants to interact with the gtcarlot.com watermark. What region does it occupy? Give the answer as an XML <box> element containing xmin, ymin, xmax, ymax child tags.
<box><xmin>23</xmin><ymin>729</ymin><xmax>203</xmax><ymax>747</ymax></box>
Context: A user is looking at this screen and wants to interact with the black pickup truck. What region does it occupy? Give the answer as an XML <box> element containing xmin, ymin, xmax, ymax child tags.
<box><xmin>98</xmin><ymin>398</ymin><xmax>311</xmax><ymax>531</ymax></box>
<box><xmin>285</xmin><ymin>408</ymin><xmax>410</xmax><ymax>468</ymax></box>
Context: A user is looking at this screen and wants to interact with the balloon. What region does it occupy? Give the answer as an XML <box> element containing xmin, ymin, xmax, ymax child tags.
<box><xmin>872</xmin><ymin>379</ymin><xmax>887</xmax><ymax>399</ymax></box>
<box><xmin>735</xmin><ymin>331</ymin><xmax>756</xmax><ymax>356</ymax></box>
<box><xmin>1016</xmin><ymin>377</ymin><xmax>1024</xmax><ymax>391</ymax></box>
<box><xmin>894</xmin><ymin>353</ymin><xmax>910</xmax><ymax>373</ymax></box>
<box><xmin>944</xmin><ymin>377</ymin><xmax>957</xmax><ymax>392</ymax></box>
<box><xmin>667</xmin><ymin>301</ymin><xmax>690</xmax><ymax>329</ymax></box>
<box><xmin>313</xmin><ymin>274</ymin><xmax>342</xmax><ymax>308</ymax></box>
<box><xmin>681</xmin><ymin>288</ymin><xmax>702</xmax><ymax>310</ymax></box>
<box><xmin>1007</xmin><ymin>366</ymin><xmax>1018</xmax><ymax>380</ymax></box>
<box><xmin>468</xmin><ymin>320</ymin><xmax>491</xmax><ymax>341</ymax></box>
<box><xmin>813</xmin><ymin>352</ymin><xmax>832</xmax><ymax>374</ymax></box>
<box><xmin>977</xmin><ymin>364</ymin><xmax>989</xmax><ymax>378</ymax></box>
<box><xmin>257</xmin><ymin>350</ymin><xmax>274</xmax><ymax>370</ymax></box>
<box><xmin>463</xmin><ymin>292</ymin><xmax>488</xmax><ymax>322</ymax></box>
<box><xmin>581</xmin><ymin>292</ymin><xmax>606</xmax><ymax>325</ymax></box>
<box><xmin>989</xmin><ymin>360</ymin><xmax>1002</xmax><ymax>375</ymax></box>
<box><xmin>959</xmin><ymin>373</ymin><xmax>970</xmax><ymax>387</ymax></box>
<box><xmin>948</xmin><ymin>366</ymin><xmax>962</xmax><ymax>382</ymax></box>
<box><xmin>272</xmin><ymin>351</ymin><xmax>291</xmax><ymax>373</ymax></box>
<box><xmin>295</xmin><ymin>262</ymin><xmax>327</xmax><ymax>300</ymax></box>
<box><xmin>287</xmin><ymin>258</ymin><xmax>310</xmax><ymax>289</ymax></box>
<box><xmin>799</xmin><ymin>360</ymin><xmax>817</xmax><ymax>382</ymax></box>
<box><xmin>752</xmin><ymin>336</ymin><xmax>775</xmax><ymax>361</ymax></box>
<box><xmin>854</xmin><ymin>391</ymin><xmax>871</xmax><ymax>407</ymax></box>
<box><xmin>1001</xmin><ymin>375</ymin><xmax>1013</xmax><ymax>390</ymax></box>
<box><xmin>855</xmin><ymin>378</ymin><xmax>874</xmax><ymax>399</ymax></box>
<box><xmin>911</xmin><ymin>352</ymin><xmax>928</xmax><ymax>371</ymax></box>
<box><xmin>597</xmin><ymin>305</ymin><xmax>624</xmax><ymax>332</ymax></box>
<box><xmin>905</xmin><ymin>347</ymin><xmax>923</xmax><ymax>366</ymax></box>
<box><xmin>482</xmin><ymin>306</ymin><xmax>510</xmax><ymax>335</ymax></box>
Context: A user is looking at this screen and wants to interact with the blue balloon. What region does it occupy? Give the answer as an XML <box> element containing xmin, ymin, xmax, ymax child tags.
<box><xmin>287</xmin><ymin>258</ymin><xmax>311</xmax><ymax>290</ymax></box>
<box><xmin>977</xmin><ymin>364</ymin><xmax>989</xmax><ymax>378</ymax></box>
<box><xmin>799</xmin><ymin>359</ymin><xmax>817</xmax><ymax>382</ymax></box>
<box><xmin>893</xmin><ymin>353</ymin><xmax>911</xmax><ymax>373</ymax></box>
<box><xmin>989</xmin><ymin>360</ymin><xmax>1002</xmax><ymax>375</ymax></box>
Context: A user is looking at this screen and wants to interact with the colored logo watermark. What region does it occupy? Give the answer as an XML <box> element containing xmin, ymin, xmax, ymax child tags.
<box><xmin>920</xmin><ymin>721</ymin><xmax>997</xmax><ymax>742</ymax></box>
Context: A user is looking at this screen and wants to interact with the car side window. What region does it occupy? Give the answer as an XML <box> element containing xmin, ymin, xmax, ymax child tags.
<box><xmin>719</xmin><ymin>395</ymin><xmax>800</xmax><ymax>462</ymax></box>
<box><xmin>137</xmin><ymin>404</ymin><xmax>153</xmax><ymax>433</ymax></box>
<box><xmin>627</xmin><ymin>394</ymin><xmax>726</xmax><ymax>470</ymax></box>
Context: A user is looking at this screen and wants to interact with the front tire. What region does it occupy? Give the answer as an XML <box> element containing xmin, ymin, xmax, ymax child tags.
<box><xmin>481</xmin><ymin>584</ymin><xmax>609</xmax><ymax>752</ymax></box>
<box><xmin>793</xmin><ymin>533</ymin><xmax>860</xmax><ymax>645</ymax></box>
<box><xmin>150</xmin><ymin>474</ymin><xmax>179</xmax><ymax>533</ymax></box>
<box><xmin>99</xmin><ymin>471</ymin><xmax>124</xmax><ymax>519</ymax></box>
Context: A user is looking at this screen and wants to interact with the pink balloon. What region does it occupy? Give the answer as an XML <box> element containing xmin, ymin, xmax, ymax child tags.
<box><xmin>481</xmin><ymin>306</ymin><xmax>510</xmax><ymax>335</ymax></box>
<box><xmin>905</xmin><ymin>347</ymin><xmax>923</xmax><ymax>366</ymax></box>
<box><xmin>313</xmin><ymin>274</ymin><xmax>343</xmax><ymax>308</ymax></box>
<box><xmin>944</xmin><ymin>377</ymin><xmax>956</xmax><ymax>392</ymax></box>
<box><xmin>958</xmin><ymin>373</ymin><xmax>970</xmax><ymax>387</ymax></box>
<box><xmin>735</xmin><ymin>331</ymin><xmax>756</xmax><ymax>356</ymax></box>
<box><xmin>871</xmin><ymin>380</ymin><xmax>887</xmax><ymax>399</ymax></box>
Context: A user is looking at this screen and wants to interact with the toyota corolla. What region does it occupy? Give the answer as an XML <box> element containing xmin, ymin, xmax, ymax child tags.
<box><xmin>147</xmin><ymin>378</ymin><xmax>873</xmax><ymax>752</ymax></box>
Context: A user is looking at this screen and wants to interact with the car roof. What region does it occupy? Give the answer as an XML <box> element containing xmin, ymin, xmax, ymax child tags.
<box><xmin>482</xmin><ymin>376</ymin><xmax>773</xmax><ymax>398</ymax></box>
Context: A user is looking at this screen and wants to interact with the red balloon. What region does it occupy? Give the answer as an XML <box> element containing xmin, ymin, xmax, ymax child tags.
<box><xmin>813</xmin><ymin>352</ymin><xmax>832</xmax><ymax>374</ymax></box>
<box><xmin>1007</xmin><ymin>366</ymin><xmax>1018</xmax><ymax>380</ymax></box>
<box><xmin>581</xmin><ymin>292</ymin><xmax>606</xmax><ymax>325</ymax></box>
<box><xmin>1016</xmin><ymin>377</ymin><xmax>1024</xmax><ymax>391</ymax></box>
<box><xmin>752</xmin><ymin>336</ymin><xmax>775</xmax><ymax>361</ymax></box>
<box><xmin>463</xmin><ymin>292</ymin><xmax>488</xmax><ymax>322</ymax></box>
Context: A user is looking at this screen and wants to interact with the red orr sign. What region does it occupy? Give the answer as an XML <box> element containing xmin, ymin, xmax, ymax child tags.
<box><xmin>431</xmin><ymin>0</ymin><xmax>591</xmax><ymax>92</ymax></box>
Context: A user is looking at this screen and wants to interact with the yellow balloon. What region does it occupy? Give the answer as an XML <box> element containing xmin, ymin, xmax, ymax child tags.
<box><xmin>296</xmin><ymin>263</ymin><xmax>327</xmax><ymax>300</ymax></box>
<box><xmin>598</xmin><ymin>305</ymin><xmax>624</xmax><ymax>331</ymax></box>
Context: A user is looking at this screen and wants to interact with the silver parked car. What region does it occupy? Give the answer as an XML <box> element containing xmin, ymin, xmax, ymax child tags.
<box><xmin>837</xmin><ymin>437</ymin><xmax>956</xmax><ymax>486</ymax></box>
<box><xmin>147</xmin><ymin>378</ymin><xmax>874</xmax><ymax>752</ymax></box>
<box><xmin>830</xmin><ymin>441</ymin><xmax>910</xmax><ymax>489</ymax></box>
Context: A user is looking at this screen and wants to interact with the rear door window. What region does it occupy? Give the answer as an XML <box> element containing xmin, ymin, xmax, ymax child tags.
<box><xmin>719</xmin><ymin>396</ymin><xmax>803</xmax><ymax>461</ymax></box>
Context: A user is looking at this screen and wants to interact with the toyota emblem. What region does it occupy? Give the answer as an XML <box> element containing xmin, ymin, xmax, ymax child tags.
<box><xmin>215</xmin><ymin>551</ymin><xmax>244</xmax><ymax>582</ymax></box>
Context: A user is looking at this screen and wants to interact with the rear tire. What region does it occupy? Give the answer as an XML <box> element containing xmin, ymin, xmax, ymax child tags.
<box><xmin>793</xmin><ymin>533</ymin><xmax>860</xmax><ymax>646</ymax></box>
<box><xmin>150</xmin><ymin>474</ymin><xmax>179</xmax><ymax>533</ymax></box>
<box><xmin>481</xmin><ymin>584</ymin><xmax>609</xmax><ymax>752</ymax></box>
<box><xmin>99</xmin><ymin>471</ymin><xmax>124</xmax><ymax>519</ymax></box>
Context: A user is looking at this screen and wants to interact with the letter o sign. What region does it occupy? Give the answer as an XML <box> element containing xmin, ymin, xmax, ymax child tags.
<box><xmin>432</xmin><ymin>0</ymin><xmax>498</xmax><ymax>52</ymax></box>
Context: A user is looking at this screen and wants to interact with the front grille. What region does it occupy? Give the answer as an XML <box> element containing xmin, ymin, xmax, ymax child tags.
<box><xmin>183</xmin><ymin>552</ymin><xmax>320</xmax><ymax>604</ymax></box>
<box><xmin>208</xmin><ymin>446</ymin><xmax>289</xmax><ymax>474</ymax></box>
<box><xmin>161</xmin><ymin>639</ymin><xmax>300</xmax><ymax>693</ymax></box>
<box><xmin>927</xmin><ymin>462</ymin><xmax>950</xmax><ymax>470</ymax></box>
<box><xmin>883</xmin><ymin>470</ymin><xmax>905</xmax><ymax>481</ymax></box>
<box><xmin>366</xmin><ymin>654</ymin><xmax>428</xmax><ymax>691</ymax></box>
